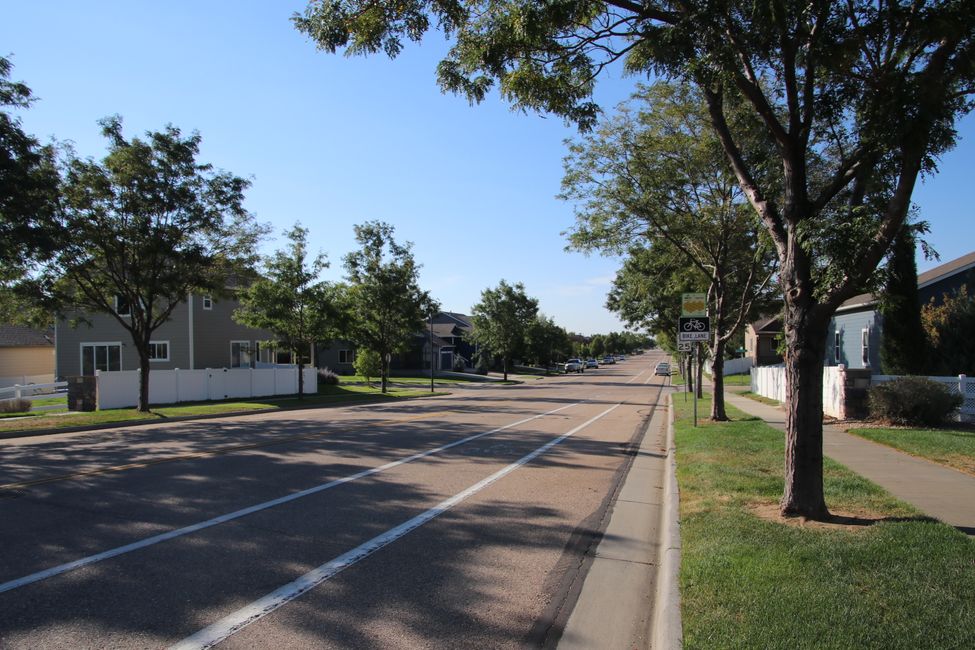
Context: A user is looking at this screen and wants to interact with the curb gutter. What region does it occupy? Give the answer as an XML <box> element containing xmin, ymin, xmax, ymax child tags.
<box><xmin>652</xmin><ymin>392</ymin><xmax>683</xmax><ymax>649</ymax></box>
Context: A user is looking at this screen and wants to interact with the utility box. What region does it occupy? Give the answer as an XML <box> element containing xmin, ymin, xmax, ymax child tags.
<box><xmin>67</xmin><ymin>375</ymin><xmax>97</xmax><ymax>412</ymax></box>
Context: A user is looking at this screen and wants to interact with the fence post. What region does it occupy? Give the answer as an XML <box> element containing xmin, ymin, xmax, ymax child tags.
<box><xmin>14</xmin><ymin>384</ymin><xmax>22</xmax><ymax>399</ymax></box>
<box><xmin>961</xmin><ymin>375</ymin><xmax>968</xmax><ymax>421</ymax></box>
<box><xmin>837</xmin><ymin>364</ymin><xmax>847</xmax><ymax>420</ymax></box>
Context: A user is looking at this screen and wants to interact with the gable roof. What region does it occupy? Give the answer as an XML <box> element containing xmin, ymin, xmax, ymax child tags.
<box><xmin>837</xmin><ymin>249</ymin><xmax>975</xmax><ymax>313</ymax></box>
<box><xmin>0</xmin><ymin>325</ymin><xmax>54</xmax><ymax>347</ymax></box>
<box><xmin>748</xmin><ymin>315</ymin><xmax>782</xmax><ymax>333</ymax></box>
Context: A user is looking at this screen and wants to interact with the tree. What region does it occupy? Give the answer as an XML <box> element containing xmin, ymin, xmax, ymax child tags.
<box><xmin>43</xmin><ymin>117</ymin><xmax>264</xmax><ymax>412</ymax></box>
<box><xmin>878</xmin><ymin>225</ymin><xmax>928</xmax><ymax>375</ymax></box>
<box><xmin>354</xmin><ymin>348</ymin><xmax>383</xmax><ymax>387</ymax></box>
<box><xmin>342</xmin><ymin>221</ymin><xmax>431</xmax><ymax>393</ymax></box>
<box><xmin>234</xmin><ymin>224</ymin><xmax>339</xmax><ymax>399</ymax></box>
<box><xmin>921</xmin><ymin>283</ymin><xmax>975</xmax><ymax>375</ymax></box>
<box><xmin>295</xmin><ymin>0</ymin><xmax>975</xmax><ymax>519</ymax></box>
<box><xmin>470</xmin><ymin>280</ymin><xmax>538</xmax><ymax>380</ymax></box>
<box><xmin>589</xmin><ymin>335</ymin><xmax>605</xmax><ymax>358</ymax></box>
<box><xmin>0</xmin><ymin>56</ymin><xmax>60</xmax><ymax>280</ymax></box>
<box><xmin>524</xmin><ymin>314</ymin><xmax>569</xmax><ymax>371</ymax></box>
<box><xmin>564</xmin><ymin>84</ymin><xmax>777</xmax><ymax>418</ymax></box>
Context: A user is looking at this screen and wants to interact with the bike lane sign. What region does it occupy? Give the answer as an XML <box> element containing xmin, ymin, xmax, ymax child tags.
<box><xmin>678</xmin><ymin>316</ymin><xmax>710</xmax><ymax>342</ymax></box>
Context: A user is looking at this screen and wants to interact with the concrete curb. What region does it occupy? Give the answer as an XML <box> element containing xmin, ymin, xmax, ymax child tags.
<box><xmin>652</xmin><ymin>392</ymin><xmax>683</xmax><ymax>649</ymax></box>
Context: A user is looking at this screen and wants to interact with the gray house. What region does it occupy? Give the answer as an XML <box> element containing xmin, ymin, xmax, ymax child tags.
<box><xmin>55</xmin><ymin>293</ymin><xmax>275</xmax><ymax>378</ymax></box>
<box><xmin>827</xmin><ymin>250</ymin><xmax>975</xmax><ymax>370</ymax></box>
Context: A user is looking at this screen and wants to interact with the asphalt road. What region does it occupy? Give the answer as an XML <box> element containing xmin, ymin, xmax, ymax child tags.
<box><xmin>0</xmin><ymin>352</ymin><xmax>670</xmax><ymax>649</ymax></box>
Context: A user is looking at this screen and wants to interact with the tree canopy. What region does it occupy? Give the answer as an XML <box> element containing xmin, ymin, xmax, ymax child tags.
<box><xmin>235</xmin><ymin>224</ymin><xmax>339</xmax><ymax>398</ymax></box>
<box><xmin>0</xmin><ymin>56</ymin><xmax>59</xmax><ymax>282</ymax></box>
<box><xmin>470</xmin><ymin>280</ymin><xmax>538</xmax><ymax>380</ymax></box>
<box><xmin>41</xmin><ymin>116</ymin><xmax>264</xmax><ymax>411</ymax></box>
<box><xmin>342</xmin><ymin>221</ymin><xmax>432</xmax><ymax>393</ymax></box>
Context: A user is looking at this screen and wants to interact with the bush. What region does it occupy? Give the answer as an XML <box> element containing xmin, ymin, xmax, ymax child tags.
<box><xmin>354</xmin><ymin>349</ymin><xmax>383</xmax><ymax>384</ymax></box>
<box><xmin>452</xmin><ymin>355</ymin><xmax>467</xmax><ymax>372</ymax></box>
<box><xmin>868</xmin><ymin>376</ymin><xmax>963</xmax><ymax>426</ymax></box>
<box><xmin>0</xmin><ymin>398</ymin><xmax>31</xmax><ymax>414</ymax></box>
<box><xmin>317</xmin><ymin>367</ymin><xmax>340</xmax><ymax>386</ymax></box>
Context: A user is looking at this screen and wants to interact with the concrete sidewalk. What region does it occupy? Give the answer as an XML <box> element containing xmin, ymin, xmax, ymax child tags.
<box><xmin>722</xmin><ymin>389</ymin><xmax>975</xmax><ymax>535</ymax></box>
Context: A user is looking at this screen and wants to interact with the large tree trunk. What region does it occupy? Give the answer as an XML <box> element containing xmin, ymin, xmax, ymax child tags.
<box><xmin>503</xmin><ymin>356</ymin><xmax>508</xmax><ymax>381</ymax></box>
<box><xmin>780</xmin><ymin>301</ymin><xmax>831</xmax><ymax>519</ymax></box>
<box><xmin>137</xmin><ymin>350</ymin><xmax>151</xmax><ymax>413</ymax></box>
<box><xmin>710</xmin><ymin>337</ymin><xmax>727</xmax><ymax>420</ymax></box>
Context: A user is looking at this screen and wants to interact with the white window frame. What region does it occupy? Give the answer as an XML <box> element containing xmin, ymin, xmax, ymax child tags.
<box><xmin>148</xmin><ymin>340</ymin><xmax>170</xmax><ymax>362</ymax></box>
<box><xmin>115</xmin><ymin>295</ymin><xmax>131</xmax><ymax>317</ymax></box>
<box><xmin>202</xmin><ymin>294</ymin><xmax>213</xmax><ymax>310</ymax></box>
<box><xmin>80</xmin><ymin>341</ymin><xmax>123</xmax><ymax>375</ymax></box>
<box><xmin>338</xmin><ymin>349</ymin><xmax>356</xmax><ymax>364</ymax></box>
<box><xmin>230</xmin><ymin>340</ymin><xmax>252</xmax><ymax>368</ymax></box>
<box><xmin>861</xmin><ymin>328</ymin><xmax>870</xmax><ymax>367</ymax></box>
<box><xmin>834</xmin><ymin>331</ymin><xmax>841</xmax><ymax>364</ymax></box>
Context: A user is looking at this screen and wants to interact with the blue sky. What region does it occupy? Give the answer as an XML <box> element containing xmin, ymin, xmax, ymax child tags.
<box><xmin>4</xmin><ymin>2</ymin><xmax>973</xmax><ymax>335</ymax></box>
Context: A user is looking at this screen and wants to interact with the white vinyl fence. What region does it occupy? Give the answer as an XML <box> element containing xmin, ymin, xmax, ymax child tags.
<box><xmin>751</xmin><ymin>366</ymin><xmax>974</xmax><ymax>421</ymax></box>
<box><xmin>872</xmin><ymin>374</ymin><xmax>974</xmax><ymax>423</ymax></box>
<box><xmin>0</xmin><ymin>380</ymin><xmax>66</xmax><ymax>400</ymax></box>
<box><xmin>707</xmin><ymin>357</ymin><xmax>753</xmax><ymax>377</ymax></box>
<box><xmin>95</xmin><ymin>367</ymin><xmax>318</xmax><ymax>410</ymax></box>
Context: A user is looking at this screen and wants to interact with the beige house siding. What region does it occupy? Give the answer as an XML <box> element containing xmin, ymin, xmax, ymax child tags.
<box><xmin>0</xmin><ymin>346</ymin><xmax>55</xmax><ymax>383</ymax></box>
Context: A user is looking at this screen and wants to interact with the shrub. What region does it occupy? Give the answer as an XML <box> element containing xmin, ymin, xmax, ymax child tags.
<box><xmin>317</xmin><ymin>367</ymin><xmax>340</xmax><ymax>386</ymax></box>
<box><xmin>0</xmin><ymin>398</ymin><xmax>31</xmax><ymax>414</ymax></box>
<box><xmin>354</xmin><ymin>349</ymin><xmax>383</xmax><ymax>385</ymax></box>
<box><xmin>868</xmin><ymin>377</ymin><xmax>963</xmax><ymax>426</ymax></box>
<box><xmin>452</xmin><ymin>355</ymin><xmax>467</xmax><ymax>372</ymax></box>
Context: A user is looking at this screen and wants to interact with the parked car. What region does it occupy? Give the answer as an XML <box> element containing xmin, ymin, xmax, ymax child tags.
<box><xmin>618</xmin><ymin>354</ymin><xmax>627</xmax><ymax>361</ymax></box>
<box><xmin>602</xmin><ymin>356</ymin><xmax>615</xmax><ymax>365</ymax></box>
<box><xmin>654</xmin><ymin>362</ymin><xmax>670</xmax><ymax>376</ymax></box>
<box><xmin>564</xmin><ymin>358</ymin><xmax>585</xmax><ymax>373</ymax></box>
<box><xmin>585</xmin><ymin>358</ymin><xmax>599</xmax><ymax>369</ymax></box>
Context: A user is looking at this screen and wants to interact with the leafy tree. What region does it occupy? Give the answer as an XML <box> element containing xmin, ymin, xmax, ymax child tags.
<box><xmin>41</xmin><ymin>117</ymin><xmax>264</xmax><ymax>412</ymax></box>
<box><xmin>470</xmin><ymin>280</ymin><xmax>538</xmax><ymax>380</ymax></box>
<box><xmin>565</xmin><ymin>82</ymin><xmax>777</xmax><ymax>418</ymax></box>
<box><xmin>295</xmin><ymin>0</ymin><xmax>975</xmax><ymax>519</ymax></box>
<box><xmin>234</xmin><ymin>224</ymin><xmax>339</xmax><ymax>399</ymax></box>
<box><xmin>589</xmin><ymin>335</ymin><xmax>605</xmax><ymax>357</ymax></box>
<box><xmin>524</xmin><ymin>314</ymin><xmax>569</xmax><ymax>371</ymax></box>
<box><xmin>0</xmin><ymin>56</ymin><xmax>60</xmax><ymax>281</ymax></box>
<box><xmin>878</xmin><ymin>225</ymin><xmax>928</xmax><ymax>375</ymax></box>
<box><xmin>354</xmin><ymin>348</ymin><xmax>383</xmax><ymax>386</ymax></box>
<box><xmin>342</xmin><ymin>221</ymin><xmax>432</xmax><ymax>393</ymax></box>
<box><xmin>921</xmin><ymin>284</ymin><xmax>975</xmax><ymax>375</ymax></box>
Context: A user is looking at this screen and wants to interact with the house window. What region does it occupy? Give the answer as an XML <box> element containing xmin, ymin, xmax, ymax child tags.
<box><xmin>230</xmin><ymin>341</ymin><xmax>252</xmax><ymax>368</ymax></box>
<box><xmin>275</xmin><ymin>349</ymin><xmax>293</xmax><ymax>364</ymax></box>
<box><xmin>81</xmin><ymin>343</ymin><xmax>122</xmax><ymax>375</ymax></box>
<box><xmin>338</xmin><ymin>349</ymin><xmax>356</xmax><ymax>364</ymax></box>
<box><xmin>202</xmin><ymin>295</ymin><xmax>213</xmax><ymax>310</ymax></box>
<box><xmin>115</xmin><ymin>295</ymin><xmax>131</xmax><ymax>317</ymax></box>
<box><xmin>834</xmin><ymin>331</ymin><xmax>841</xmax><ymax>364</ymax></box>
<box><xmin>861</xmin><ymin>328</ymin><xmax>870</xmax><ymax>367</ymax></box>
<box><xmin>148</xmin><ymin>341</ymin><xmax>170</xmax><ymax>362</ymax></box>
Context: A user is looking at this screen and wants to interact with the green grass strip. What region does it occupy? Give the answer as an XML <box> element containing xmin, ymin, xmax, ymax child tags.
<box><xmin>0</xmin><ymin>385</ymin><xmax>445</xmax><ymax>434</ymax></box>
<box><xmin>675</xmin><ymin>395</ymin><xmax>975</xmax><ymax>650</ymax></box>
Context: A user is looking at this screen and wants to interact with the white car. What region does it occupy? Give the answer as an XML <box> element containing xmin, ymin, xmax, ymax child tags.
<box><xmin>564</xmin><ymin>358</ymin><xmax>585</xmax><ymax>373</ymax></box>
<box><xmin>654</xmin><ymin>362</ymin><xmax>670</xmax><ymax>376</ymax></box>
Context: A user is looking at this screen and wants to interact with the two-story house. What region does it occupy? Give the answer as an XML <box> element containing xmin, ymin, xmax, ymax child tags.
<box><xmin>55</xmin><ymin>293</ymin><xmax>276</xmax><ymax>378</ymax></box>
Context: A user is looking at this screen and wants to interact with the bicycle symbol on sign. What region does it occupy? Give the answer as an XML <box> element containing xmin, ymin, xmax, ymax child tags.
<box><xmin>682</xmin><ymin>318</ymin><xmax>706</xmax><ymax>331</ymax></box>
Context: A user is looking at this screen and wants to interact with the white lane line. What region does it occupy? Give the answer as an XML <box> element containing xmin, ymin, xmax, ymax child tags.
<box><xmin>170</xmin><ymin>402</ymin><xmax>623</xmax><ymax>650</ymax></box>
<box><xmin>0</xmin><ymin>402</ymin><xmax>582</xmax><ymax>595</ymax></box>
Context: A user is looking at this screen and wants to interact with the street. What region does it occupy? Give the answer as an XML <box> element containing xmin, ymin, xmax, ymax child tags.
<box><xmin>0</xmin><ymin>352</ymin><xmax>669</xmax><ymax>649</ymax></box>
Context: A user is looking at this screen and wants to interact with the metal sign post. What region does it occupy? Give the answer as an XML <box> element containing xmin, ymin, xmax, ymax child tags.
<box><xmin>693</xmin><ymin>343</ymin><xmax>699</xmax><ymax>427</ymax></box>
<box><xmin>681</xmin><ymin>294</ymin><xmax>710</xmax><ymax>428</ymax></box>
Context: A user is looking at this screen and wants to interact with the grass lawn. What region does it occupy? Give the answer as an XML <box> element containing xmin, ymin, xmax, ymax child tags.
<box><xmin>848</xmin><ymin>426</ymin><xmax>975</xmax><ymax>476</ymax></box>
<box><xmin>675</xmin><ymin>395</ymin><xmax>975</xmax><ymax>650</ymax></box>
<box><xmin>338</xmin><ymin>374</ymin><xmax>477</xmax><ymax>385</ymax></box>
<box><xmin>739</xmin><ymin>390</ymin><xmax>781</xmax><ymax>407</ymax></box>
<box><xmin>0</xmin><ymin>384</ymin><xmax>445</xmax><ymax>435</ymax></box>
<box><xmin>720</xmin><ymin>373</ymin><xmax>751</xmax><ymax>386</ymax></box>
